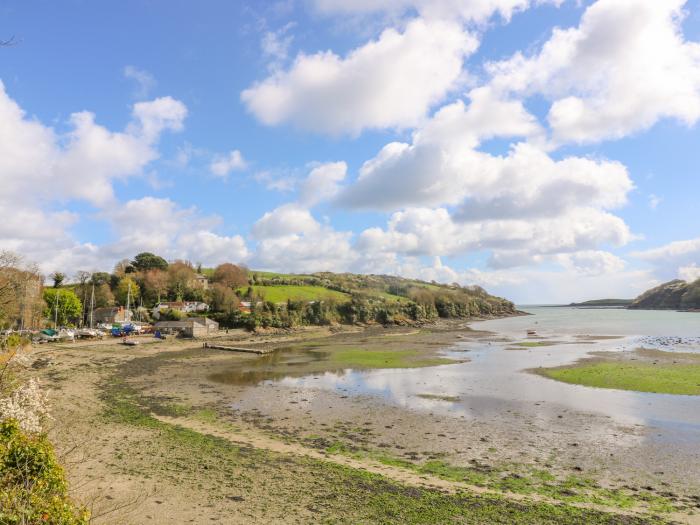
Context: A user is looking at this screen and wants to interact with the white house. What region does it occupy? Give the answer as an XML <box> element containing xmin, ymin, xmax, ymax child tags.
<box><xmin>153</xmin><ymin>301</ymin><xmax>210</xmax><ymax>316</ymax></box>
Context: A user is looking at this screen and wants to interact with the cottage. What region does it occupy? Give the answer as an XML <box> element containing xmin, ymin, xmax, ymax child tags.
<box><xmin>153</xmin><ymin>301</ymin><xmax>210</xmax><ymax>315</ymax></box>
<box><xmin>190</xmin><ymin>274</ymin><xmax>209</xmax><ymax>290</ymax></box>
<box><xmin>238</xmin><ymin>301</ymin><xmax>252</xmax><ymax>314</ymax></box>
<box><xmin>92</xmin><ymin>306</ymin><xmax>132</xmax><ymax>324</ymax></box>
<box><xmin>154</xmin><ymin>317</ymin><xmax>219</xmax><ymax>338</ymax></box>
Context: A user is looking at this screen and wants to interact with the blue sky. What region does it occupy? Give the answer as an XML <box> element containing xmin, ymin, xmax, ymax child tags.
<box><xmin>1</xmin><ymin>0</ymin><xmax>699</xmax><ymax>303</ymax></box>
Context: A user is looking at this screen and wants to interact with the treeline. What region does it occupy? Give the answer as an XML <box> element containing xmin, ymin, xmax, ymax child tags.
<box><xmin>0</xmin><ymin>251</ymin><xmax>250</xmax><ymax>328</ymax></box>
<box><xmin>63</xmin><ymin>254</ymin><xmax>249</xmax><ymax>325</ymax></box>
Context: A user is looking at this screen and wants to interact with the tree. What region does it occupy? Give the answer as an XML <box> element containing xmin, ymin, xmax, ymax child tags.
<box><xmin>74</xmin><ymin>271</ymin><xmax>92</xmax><ymax>325</ymax></box>
<box><xmin>90</xmin><ymin>272</ymin><xmax>111</xmax><ymax>286</ymax></box>
<box><xmin>42</xmin><ymin>288</ymin><xmax>82</xmax><ymax>327</ymax></box>
<box><xmin>115</xmin><ymin>277</ymin><xmax>140</xmax><ymax>307</ymax></box>
<box><xmin>210</xmin><ymin>283</ymin><xmax>239</xmax><ymax>313</ymax></box>
<box><xmin>0</xmin><ymin>251</ymin><xmax>43</xmax><ymax>329</ymax></box>
<box><xmin>92</xmin><ymin>283</ymin><xmax>115</xmax><ymax>308</ymax></box>
<box><xmin>139</xmin><ymin>269</ymin><xmax>169</xmax><ymax>304</ymax></box>
<box><xmin>113</xmin><ymin>259</ymin><xmax>134</xmax><ymax>277</ymax></box>
<box><xmin>212</xmin><ymin>263</ymin><xmax>248</xmax><ymax>289</ymax></box>
<box><xmin>131</xmin><ymin>252</ymin><xmax>168</xmax><ymax>272</ymax></box>
<box><xmin>167</xmin><ymin>261</ymin><xmax>196</xmax><ymax>300</ymax></box>
<box><xmin>50</xmin><ymin>272</ymin><xmax>65</xmax><ymax>288</ymax></box>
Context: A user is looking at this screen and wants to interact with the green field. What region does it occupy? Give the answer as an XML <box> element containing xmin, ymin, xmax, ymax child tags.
<box><xmin>239</xmin><ymin>284</ymin><xmax>350</xmax><ymax>303</ymax></box>
<box><xmin>539</xmin><ymin>361</ymin><xmax>700</xmax><ymax>395</ymax></box>
<box><xmin>252</xmin><ymin>270</ymin><xmax>312</xmax><ymax>280</ymax></box>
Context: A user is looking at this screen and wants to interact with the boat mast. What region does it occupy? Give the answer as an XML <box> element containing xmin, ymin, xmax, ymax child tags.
<box><xmin>54</xmin><ymin>290</ymin><xmax>60</xmax><ymax>329</ymax></box>
<box><xmin>89</xmin><ymin>282</ymin><xmax>95</xmax><ymax>329</ymax></box>
<box><xmin>125</xmin><ymin>282</ymin><xmax>131</xmax><ymax>324</ymax></box>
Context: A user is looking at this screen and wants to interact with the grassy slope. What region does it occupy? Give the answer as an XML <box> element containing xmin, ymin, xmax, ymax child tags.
<box><xmin>540</xmin><ymin>361</ymin><xmax>700</xmax><ymax>395</ymax></box>
<box><xmin>240</xmin><ymin>284</ymin><xmax>351</xmax><ymax>303</ymax></box>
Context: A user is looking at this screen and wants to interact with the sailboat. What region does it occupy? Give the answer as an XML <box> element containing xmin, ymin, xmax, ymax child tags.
<box><xmin>121</xmin><ymin>282</ymin><xmax>139</xmax><ymax>344</ymax></box>
<box><xmin>78</xmin><ymin>283</ymin><xmax>102</xmax><ymax>339</ymax></box>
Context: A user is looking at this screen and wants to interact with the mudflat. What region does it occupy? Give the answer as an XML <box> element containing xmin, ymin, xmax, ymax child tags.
<box><xmin>31</xmin><ymin>321</ymin><xmax>700</xmax><ymax>524</ymax></box>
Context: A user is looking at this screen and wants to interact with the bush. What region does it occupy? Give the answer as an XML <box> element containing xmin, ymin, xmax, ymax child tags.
<box><xmin>160</xmin><ymin>308</ymin><xmax>185</xmax><ymax>321</ymax></box>
<box><xmin>0</xmin><ymin>419</ymin><xmax>89</xmax><ymax>524</ymax></box>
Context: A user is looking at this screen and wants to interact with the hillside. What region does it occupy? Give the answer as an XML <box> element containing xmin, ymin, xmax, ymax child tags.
<box><xmin>629</xmin><ymin>279</ymin><xmax>700</xmax><ymax>310</ymax></box>
<box><xmin>228</xmin><ymin>270</ymin><xmax>517</xmax><ymax>328</ymax></box>
<box><xmin>568</xmin><ymin>299</ymin><xmax>632</xmax><ymax>307</ymax></box>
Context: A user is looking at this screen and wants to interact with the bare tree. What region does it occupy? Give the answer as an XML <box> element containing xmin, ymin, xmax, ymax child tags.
<box><xmin>0</xmin><ymin>251</ymin><xmax>43</xmax><ymax>329</ymax></box>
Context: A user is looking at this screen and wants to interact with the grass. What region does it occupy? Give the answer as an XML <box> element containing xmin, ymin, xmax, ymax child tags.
<box><xmin>100</xmin><ymin>376</ymin><xmax>665</xmax><ymax>524</ymax></box>
<box><xmin>329</xmin><ymin>346</ymin><xmax>455</xmax><ymax>369</ymax></box>
<box><xmin>539</xmin><ymin>361</ymin><xmax>700</xmax><ymax>395</ymax></box>
<box><xmin>252</xmin><ymin>270</ymin><xmax>312</xmax><ymax>280</ymax></box>
<box><xmin>238</xmin><ymin>284</ymin><xmax>350</xmax><ymax>303</ymax></box>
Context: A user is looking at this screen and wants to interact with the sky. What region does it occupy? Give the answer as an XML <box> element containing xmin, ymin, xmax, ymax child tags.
<box><xmin>1</xmin><ymin>0</ymin><xmax>699</xmax><ymax>304</ymax></box>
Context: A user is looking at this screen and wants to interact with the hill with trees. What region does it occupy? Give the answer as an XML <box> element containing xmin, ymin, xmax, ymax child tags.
<box><xmin>629</xmin><ymin>279</ymin><xmax>700</xmax><ymax>311</ymax></box>
<box><xmin>567</xmin><ymin>299</ymin><xmax>633</xmax><ymax>307</ymax></box>
<box><xmin>232</xmin><ymin>270</ymin><xmax>516</xmax><ymax>330</ymax></box>
<box><xmin>1</xmin><ymin>250</ymin><xmax>517</xmax><ymax>330</ymax></box>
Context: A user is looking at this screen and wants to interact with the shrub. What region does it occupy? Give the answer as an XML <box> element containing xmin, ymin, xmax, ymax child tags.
<box><xmin>0</xmin><ymin>419</ymin><xmax>89</xmax><ymax>524</ymax></box>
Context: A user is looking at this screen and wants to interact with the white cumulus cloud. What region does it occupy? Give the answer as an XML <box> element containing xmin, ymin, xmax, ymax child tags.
<box><xmin>312</xmin><ymin>0</ymin><xmax>563</xmax><ymax>24</ymax></box>
<box><xmin>241</xmin><ymin>18</ymin><xmax>478</xmax><ymax>134</ymax></box>
<box><xmin>487</xmin><ymin>0</ymin><xmax>700</xmax><ymax>144</ymax></box>
<box><xmin>210</xmin><ymin>150</ymin><xmax>248</xmax><ymax>178</ymax></box>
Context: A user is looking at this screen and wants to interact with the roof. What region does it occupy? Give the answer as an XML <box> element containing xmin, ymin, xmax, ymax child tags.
<box><xmin>187</xmin><ymin>317</ymin><xmax>218</xmax><ymax>326</ymax></box>
<box><xmin>154</xmin><ymin>318</ymin><xmax>219</xmax><ymax>330</ymax></box>
<box><xmin>157</xmin><ymin>301</ymin><xmax>186</xmax><ymax>308</ymax></box>
<box><xmin>154</xmin><ymin>320</ymin><xmax>192</xmax><ymax>328</ymax></box>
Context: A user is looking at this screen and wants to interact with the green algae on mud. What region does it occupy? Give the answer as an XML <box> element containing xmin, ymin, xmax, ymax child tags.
<box><xmin>99</xmin><ymin>374</ymin><xmax>666</xmax><ymax>525</ymax></box>
<box><xmin>329</xmin><ymin>346</ymin><xmax>456</xmax><ymax>368</ymax></box>
<box><xmin>537</xmin><ymin>349</ymin><xmax>700</xmax><ymax>395</ymax></box>
<box><xmin>208</xmin><ymin>327</ymin><xmax>469</xmax><ymax>386</ymax></box>
<box><xmin>311</xmin><ymin>439</ymin><xmax>683</xmax><ymax>517</ymax></box>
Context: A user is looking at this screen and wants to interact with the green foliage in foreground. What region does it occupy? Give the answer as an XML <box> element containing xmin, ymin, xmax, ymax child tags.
<box><xmin>540</xmin><ymin>361</ymin><xmax>700</xmax><ymax>395</ymax></box>
<box><xmin>0</xmin><ymin>419</ymin><xmax>89</xmax><ymax>525</ymax></box>
<box><xmin>100</xmin><ymin>377</ymin><xmax>663</xmax><ymax>524</ymax></box>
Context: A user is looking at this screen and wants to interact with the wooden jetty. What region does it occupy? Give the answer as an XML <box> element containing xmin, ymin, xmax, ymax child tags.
<box><xmin>202</xmin><ymin>342</ymin><xmax>274</xmax><ymax>355</ymax></box>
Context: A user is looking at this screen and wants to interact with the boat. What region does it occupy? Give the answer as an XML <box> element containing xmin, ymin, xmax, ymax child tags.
<box><xmin>57</xmin><ymin>329</ymin><xmax>75</xmax><ymax>341</ymax></box>
<box><xmin>37</xmin><ymin>329</ymin><xmax>59</xmax><ymax>342</ymax></box>
<box><xmin>121</xmin><ymin>338</ymin><xmax>140</xmax><ymax>346</ymax></box>
<box><xmin>77</xmin><ymin>328</ymin><xmax>102</xmax><ymax>339</ymax></box>
<box><xmin>526</xmin><ymin>329</ymin><xmax>537</xmax><ymax>336</ymax></box>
